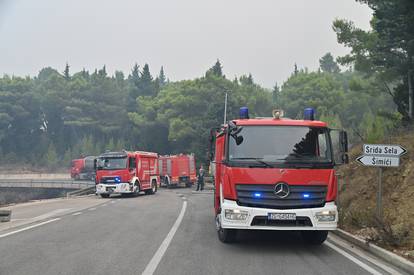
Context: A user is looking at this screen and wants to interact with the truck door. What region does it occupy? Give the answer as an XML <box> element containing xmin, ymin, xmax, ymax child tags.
<box><xmin>141</xmin><ymin>157</ymin><xmax>151</xmax><ymax>189</ymax></box>
<box><xmin>128</xmin><ymin>156</ymin><xmax>136</xmax><ymax>181</ymax></box>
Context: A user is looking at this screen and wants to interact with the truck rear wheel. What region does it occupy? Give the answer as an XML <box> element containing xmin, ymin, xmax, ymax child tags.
<box><xmin>301</xmin><ymin>230</ymin><xmax>328</xmax><ymax>245</ymax></box>
<box><xmin>216</xmin><ymin>215</ymin><xmax>237</xmax><ymax>243</ymax></box>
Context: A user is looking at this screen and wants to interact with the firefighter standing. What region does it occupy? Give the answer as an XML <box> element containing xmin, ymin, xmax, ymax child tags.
<box><xmin>196</xmin><ymin>166</ymin><xmax>205</xmax><ymax>191</ymax></box>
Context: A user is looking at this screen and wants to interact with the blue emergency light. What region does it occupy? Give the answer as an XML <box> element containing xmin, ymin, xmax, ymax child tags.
<box><xmin>302</xmin><ymin>193</ymin><xmax>310</xmax><ymax>198</ymax></box>
<box><xmin>304</xmin><ymin>108</ymin><xmax>315</xmax><ymax>121</ymax></box>
<box><xmin>239</xmin><ymin>107</ymin><xmax>249</xmax><ymax>119</ymax></box>
<box><xmin>254</xmin><ymin>193</ymin><xmax>262</xmax><ymax>198</ymax></box>
<box><xmin>115</xmin><ymin>177</ymin><xmax>121</xmax><ymax>183</ymax></box>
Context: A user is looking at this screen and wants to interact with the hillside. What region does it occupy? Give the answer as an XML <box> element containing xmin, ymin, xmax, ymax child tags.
<box><xmin>338</xmin><ymin>128</ymin><xmax>414</xmax><ymax>260</ymax></box>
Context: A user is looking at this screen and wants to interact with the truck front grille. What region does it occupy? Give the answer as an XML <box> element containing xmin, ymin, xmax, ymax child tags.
<box><xmin>251</xmin><ymin>216</ymin><xmax>313</xmax><ymax>227</ymax></box>
<box><xmin>236</xmin><ymin>184</ymin><xmax>327</xmax><ymax>209</ymax></box>
<box><xmin>100</xmin><ymin>177</ymin><xmax>119</xmax><ymax>184</ymax></box>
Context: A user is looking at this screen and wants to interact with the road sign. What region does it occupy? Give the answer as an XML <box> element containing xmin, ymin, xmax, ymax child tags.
<box><xmin>363</xmin><ymin>144</ymin><xmax>407</xmax><ymax>157</ymax></box>
<box><xmin>357</xmin><ymin>144</ymin><xmax>407</xmax><ymax>222</ymax></box>
<box><xmin>356</xmin><ymin>155</ymin><xmax>400</xmax><ymax>167</ymax></box>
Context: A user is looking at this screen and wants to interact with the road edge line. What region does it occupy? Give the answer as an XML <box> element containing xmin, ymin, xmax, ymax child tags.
<box><xmin>142</xmin><ymin>200</ymin><xmax>187</xmax><ymax>275</ymax></box>
<box><xmin>332</xmin><ymin>229</ymin><xmax>414</xmax><ymax>274</ymax></box>
<box><xmin>325</xmin><ymin>241</ymin><xmax>382</xmax><ymax>275</ymax></box>
<box><xmin>0</xmin><ymin>218</ymin><xmax>60</xmax><ymax>238</ymax></box>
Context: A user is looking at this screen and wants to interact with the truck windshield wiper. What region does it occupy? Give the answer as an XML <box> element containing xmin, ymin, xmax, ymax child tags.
<box><xmin>231</xmin><ymin>158</ymin><xmax>274</xmax><ymax>168</ymax></box>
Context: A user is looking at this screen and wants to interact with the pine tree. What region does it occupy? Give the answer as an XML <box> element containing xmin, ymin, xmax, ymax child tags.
<box><xmin>98</xmin><ymin>65</ymin><xmax>107</xmax><ymax>78</ymax></box>
<box><xmin>272</xmin><ymin>82</ymin><xmax>280</xmax><ymax>107</ymax></box>
<box><xmin>319</xmin><ymin>53</ymin><xmax>340</xmax><ymax>73</ymax></box>
<box><xmin>158</xmin><ymin>66</ymin><xmax>166</xmax><ymax>87</ymax></box>
<box><xmin>130</xmin><ymin>63</ymin><xmax>140</xmax><ymax>88</ymax></box>
<box><xmin>206</xmin><ymin>59</ymin><xmax>224</xmax><ymax>78</ymax></box>
<box><xmin>46</xmin><ymin>143</ymin><xmax>58</xmax><ymax>169</ymax></box>
<box><xmin>140</xmin><ymin>63</ymin><xmax>155</xmax><ymax>96</ymax></box>
<box><xmin>63</xmin><ymin>63</ymin><xmax>70</xmax><ymax>80</ymax></box>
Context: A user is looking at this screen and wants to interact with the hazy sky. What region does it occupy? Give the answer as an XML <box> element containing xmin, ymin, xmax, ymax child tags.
<box><xmin>0</xmin><ymin>0</ymin><xmax>372</xmax><ymax>88</ymax></box>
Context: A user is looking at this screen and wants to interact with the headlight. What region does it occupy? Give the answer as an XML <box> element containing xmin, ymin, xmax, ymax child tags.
<box><xmin>224</xmin><ymin>209</ymin><xmax>248</xmax><ymax>221</ymax></box>
<box><xmin>315</xmin><ymin>210</ymin><xmax>336</xmax><ymax>222</ymax></box>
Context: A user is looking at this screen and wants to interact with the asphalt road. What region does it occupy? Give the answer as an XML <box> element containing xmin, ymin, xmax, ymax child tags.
<box><xmin>0</xmin><ymin>189</ymin><xmax>408</xmax><ymax>275</ymax></box>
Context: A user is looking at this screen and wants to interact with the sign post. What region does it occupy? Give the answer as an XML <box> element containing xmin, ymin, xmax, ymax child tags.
<box><xmin>377</xmin><ymin>168</ymin><xmax>382</xmax><ymax>220</ymax></box>
<box><xmin>357</xmin><ymin>144</ymin><xmax>406</xmax><ymax>221</ymax></box>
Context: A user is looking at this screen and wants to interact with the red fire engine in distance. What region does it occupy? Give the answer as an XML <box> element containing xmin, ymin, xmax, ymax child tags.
<box><xmin>70</xmin><ymin>156</ymin><xmax>96</xmax><ymax>180</ymax></box>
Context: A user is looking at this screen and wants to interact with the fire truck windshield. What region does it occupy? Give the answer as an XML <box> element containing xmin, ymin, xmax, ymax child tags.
<box><xmin>228</xmin><ymin>126</ymin><xmax>332</xmax><ymax>165</ymax></box>
<box><xmin>97</xmin><ymin>157</ymin><xmax>128</xmax><ymax>170</ymax></box>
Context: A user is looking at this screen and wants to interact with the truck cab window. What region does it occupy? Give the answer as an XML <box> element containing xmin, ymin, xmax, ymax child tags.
<box><xmin>129</xmin><ymin>157</ymin><xmax>136</xmax><ymax>169</ymax></box>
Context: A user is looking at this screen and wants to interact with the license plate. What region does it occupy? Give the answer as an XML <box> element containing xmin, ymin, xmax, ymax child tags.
<box><xmin>268</xmin><ymin>213</ymin><xmax>296</xmax><ymax>220</ymax></box>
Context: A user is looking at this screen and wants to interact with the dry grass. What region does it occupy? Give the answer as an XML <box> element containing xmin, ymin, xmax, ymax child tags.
<box><xmin>338</xmin><ymin>128</ymin><xmax>414</xmax><ymax>257</ymax></box>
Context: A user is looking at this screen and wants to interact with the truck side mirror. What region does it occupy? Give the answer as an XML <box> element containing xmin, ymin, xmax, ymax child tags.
<box><xmin>330</xmin><ymin>129</ymin><xmax>349</xmax><ymax>165</ymax></box>
<box><xmin>208</xmin><ymin>128</ymin><xmax>218</xmax><ymax>161</ymax></box>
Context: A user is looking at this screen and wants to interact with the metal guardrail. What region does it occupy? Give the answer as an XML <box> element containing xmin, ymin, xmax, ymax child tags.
<box><xmin>0</xmin><ymin>179</ymin><xmax>95</xmax><ymax>189</ymax></box>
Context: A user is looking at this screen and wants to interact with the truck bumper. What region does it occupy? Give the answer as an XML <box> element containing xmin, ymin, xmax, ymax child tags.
<box><xmin>96</xmin><ymin>183</ymin><xmax>135</xmax><ymax>194</ymax></box>
<box><xmin>219</xmin><ymin>199</ymin><xmax>337</xmax><ymax>231</ymax></box>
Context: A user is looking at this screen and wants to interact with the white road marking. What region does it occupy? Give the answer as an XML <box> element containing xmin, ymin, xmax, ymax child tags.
<box><xmin>142</xmin><ymin>200</ymin><xmax>187</xmax><ymax>275</ymax></box>
<box><xmin>110</xmin><ymin>201</ymin><xmax>116</xmax><ymax>204</ymax></box>
<box><xmin>0</xmin><ymin>218</ymin><xmax>60</xmax><ymax>239</ymax></box>
<box><xmin>31</xmin><ymin>208</ymin><xmax>71</xmax><ymax>221</ymax></box>
<box><xmin>72</xmin><ymin>212</ymin><xmax>82</xmax><ymax>216</ymax></box>
<box><xmin>325</xmin><ymin>241</ymin><xmax>382</xmax><ymax>275</ymax></box>
<box><xmin>89</xmin><ymin>208</ymin><xmax>96</xmax><ymax>211</ymax></box>
<box><xmin>328</xmin><ymin>236</ymin><xmax>401</xmax><ymax>274</ymax></box>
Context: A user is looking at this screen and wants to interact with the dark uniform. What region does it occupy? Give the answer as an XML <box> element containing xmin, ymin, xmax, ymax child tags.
<box><xmin>196</xmin><ymin>168</ymin><xmax>205</xmax><ymax>191</ymax></box>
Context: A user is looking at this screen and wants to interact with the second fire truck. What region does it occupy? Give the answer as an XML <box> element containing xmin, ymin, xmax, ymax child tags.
<box><xmin>95</xmin><ymin>151</ymin><xmax>159</xmax><ymax>198</ymax></box>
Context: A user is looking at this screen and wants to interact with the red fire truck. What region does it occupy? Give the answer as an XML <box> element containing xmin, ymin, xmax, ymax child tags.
<box><xmin>95</xmin><ymin>151</ymin><xmax>159</xmax><ymax>198</ymax></box>
<box><xmin>210</xmin><ymin>107</ymin><xmax>348</xmax><ymax>244</ymax></box>
<box><xmin>70</xmin><ymin>156</ymin><xmax>96</xmax><ymax>180</ymax></box>
<box><xmin>159</xmin><ymin>154</ymin><xmax>196</xmax><ymax>187</ymax></box>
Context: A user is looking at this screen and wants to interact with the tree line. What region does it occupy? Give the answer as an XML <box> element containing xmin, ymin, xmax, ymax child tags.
<box><xmin>0</xmin><ymin>0</ymin><xmax>411</xmax><ymax>169</ymax></box>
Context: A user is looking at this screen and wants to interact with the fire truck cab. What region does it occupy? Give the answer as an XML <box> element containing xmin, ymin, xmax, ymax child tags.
<box><xmin>210</xmin><ymin>107</ymin><xmax>348</xmax><ymax>244</ymax></box>
<box><xmin>95</xmin><ymin>151</ymin><xmax>159</xmax><ymax>198</ymax></box>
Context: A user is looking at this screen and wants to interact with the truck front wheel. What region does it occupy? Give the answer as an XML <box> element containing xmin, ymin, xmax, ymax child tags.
<box><xmin>301</xmin><ymin>230</ymin><xmax>328</xmax><ymax>245</ymax></box>
<box><xmin>100</xmin><ymin>194</ymin><xmax>110</xmax><ymax>198</ymax></box>
<box><xmin>216</xmin><ymin>215</ymin><xmax>237</xmax><ymax>243</ymax></box>
<box><xmin>145</xmin><ymin>180</ymin><xmax>157</xmax><ymax>195</ymax></box>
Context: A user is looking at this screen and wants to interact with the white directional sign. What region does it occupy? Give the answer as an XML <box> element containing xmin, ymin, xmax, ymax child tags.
<box><xmin>363</xmin><ymin>144</ymin><xmax>407</xmax><ymax>157</ymax></box>
<box><xmin>356</xmin><ymin>155</ymin><xmax>400</xmax><ymax>167</ymax></box>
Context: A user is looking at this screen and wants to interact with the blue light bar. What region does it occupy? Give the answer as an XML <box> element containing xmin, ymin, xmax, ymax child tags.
<box><xmin>303</xmin><ymin>193</ymin><xmax>310</xmax><ymax>198</ymax></box>
<box><xmin>239</xmin><ymin>107</ymin><xmax>249</xmax><ymax>119</ymax></box>
<box><xmin>304</xmin><ymin>108</ymin><xmax>315</xmax><ymax>121</ymax></box>
<box><xmin>254</xmin><ymin>193</ymin><xmax>262</xmax><ymax>198</ymax></box>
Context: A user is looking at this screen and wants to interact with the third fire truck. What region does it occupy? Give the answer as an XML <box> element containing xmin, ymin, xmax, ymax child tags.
<box><xmin>159</xmin><ymin>154</ymin><xmax>196</xmax><ymax>187</ymax></box>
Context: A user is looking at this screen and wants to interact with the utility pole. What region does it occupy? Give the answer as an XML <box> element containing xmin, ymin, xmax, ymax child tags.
<box><xmin>223</xmin><ymin>92</ymin><xmax>228</xmax><ymax>124</ymax></box>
